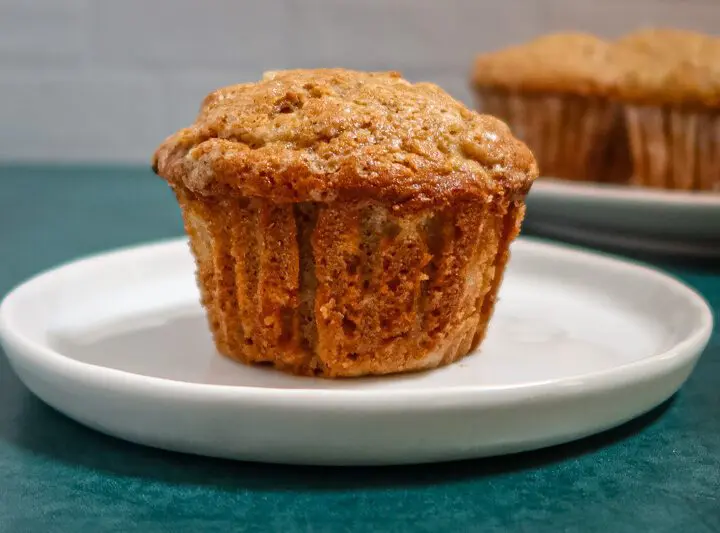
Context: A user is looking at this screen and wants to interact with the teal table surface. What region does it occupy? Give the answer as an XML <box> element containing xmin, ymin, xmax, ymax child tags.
<box><xmin>1</xmin><ymin>165</ymin><xmax>718</xmax><ymax>533</ymax></box>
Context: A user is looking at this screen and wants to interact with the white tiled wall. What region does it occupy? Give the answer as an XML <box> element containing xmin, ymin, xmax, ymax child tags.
<box><xmin>1</xmin><ymin>0</ymin><xmax>718</xmax><ymax>163</ymax></box>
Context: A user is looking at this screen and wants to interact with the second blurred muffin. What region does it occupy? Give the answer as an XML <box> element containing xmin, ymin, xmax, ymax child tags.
<box><xmin>613</xmin><ymin>28</ymin><xmax>720</xmax><ymax>191</ymax></box>
<box><xmin>471</xmin><ymin>33</ymin><xmax>630</xmax><ymax>183</ymax></box>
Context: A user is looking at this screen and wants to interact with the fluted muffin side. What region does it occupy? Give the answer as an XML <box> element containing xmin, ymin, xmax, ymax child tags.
<box><xmin>475</xmin><ymin>89</ymin><xmax>630</xmax><ymax>182</ymax></box>
<box><xmin>175</xmin><ymin>187</ymin><xmax>524</xmax><ymax>378</ymax></box>
<box><xmin>624</xmin><ymin>106</ymin><xmax>720</xmax><ymax>191</ymax></box>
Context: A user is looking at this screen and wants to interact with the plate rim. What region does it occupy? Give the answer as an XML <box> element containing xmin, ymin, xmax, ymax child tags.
<box><xmin>532</xmin><ymin>177</ymin><xmax>720</xmax><ymax>207</ymax></box>
<box><xmin>0</xmin><ymin>237</ymin><xmax>714</xmax><ymax>407</ymax></box>
<box><xmin>525</xmin><ymin>222</ymin><xmax>720</xmax><ymax>258</ymax></box>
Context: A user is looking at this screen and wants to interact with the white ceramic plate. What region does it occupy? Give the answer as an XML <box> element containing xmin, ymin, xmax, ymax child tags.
<box><xmin>0</xmin><ymin>238</ymin><xmax>713</xmax><ymax>466</ymax></box>
<box><xmin>525</xmin><ymin>178</ymin><xmax>720</xmax><ymax>256</ymax></box>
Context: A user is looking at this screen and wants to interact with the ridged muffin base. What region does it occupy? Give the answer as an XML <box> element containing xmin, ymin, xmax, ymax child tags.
<box><xmin>625</xmin><ymin>105</ymin><xmax>720</xmax><ymax>191</ymax></box>
<box><xmin>175</xmin><ymin>187</ymin><xmax>526</xmax><ymax>378</ymax></box>
<box><xmin>475</xmin><ymin>88</ymin><xmax>630</xmax><ymax>183</ymax></box>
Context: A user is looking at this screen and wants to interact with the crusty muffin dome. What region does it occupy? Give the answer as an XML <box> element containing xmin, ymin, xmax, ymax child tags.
<box><xmin>153</xmin><ymin>69</ymin><xmax>536</xmax><ymax>209</ymax></box>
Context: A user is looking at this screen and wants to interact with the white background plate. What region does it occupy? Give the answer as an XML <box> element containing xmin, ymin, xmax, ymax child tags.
<box><xmin>0</xmin><ymin>238</ymin><xmax>713</xmax><ymax>466</ymax></box>
<box><xmin>525</xmin><ymin>178</ymin><xmax>720</xmax><ymax>256</ymax></box>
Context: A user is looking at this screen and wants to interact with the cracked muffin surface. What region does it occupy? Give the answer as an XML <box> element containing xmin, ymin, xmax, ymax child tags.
<box><xmin>153</xmin><ymin>69</ymin><xmax>536</xmax><ymax>208</ymax></box>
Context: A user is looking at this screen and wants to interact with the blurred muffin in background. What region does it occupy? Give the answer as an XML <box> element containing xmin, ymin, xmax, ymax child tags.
<box><xmin>471</xmin><ymin>33</ymin><xmax>631</xmax><ymax>183</ymax></box>
<box><xmin>613</xmin><ymin>28</ymin><xmax>720</xmax><ymax>191</ymax></box>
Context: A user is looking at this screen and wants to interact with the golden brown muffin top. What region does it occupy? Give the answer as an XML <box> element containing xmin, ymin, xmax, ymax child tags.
<box><xmin>612</xmin><ymin>28</ymin><xmax>720</xmax><ymax>107</ymax></box>
<box><xmin>615</xmin><ymin>28</ymin><xmax>711</xmax><ymax>55</ymax></box>
<box><xmin>471</xmin><ymin>33</ymin><xmax>618</xmax><ymax>97</ymax></box>
<box><xmin>152</xmin><ymin>69</ymin><xmax>537</xmax><ymax>208</ymax></box>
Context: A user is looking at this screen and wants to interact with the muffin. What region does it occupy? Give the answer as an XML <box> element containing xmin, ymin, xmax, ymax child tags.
<box><xmin>471</xmin><ymin>33</ymin><xmax>630</xmax><ymax>183</ymax></box>
<box><xmin>613</xmin><ymin>29</ymin><xmax>720</xmax><ymax>191</ymax></box>
<box><xmin>152</xmin><ymin>69</ymin><xmax>537</xmax><ymax>378</ymax></box>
